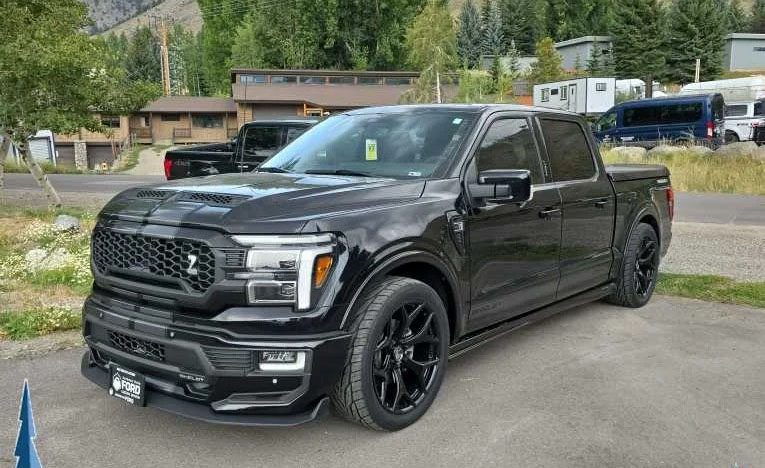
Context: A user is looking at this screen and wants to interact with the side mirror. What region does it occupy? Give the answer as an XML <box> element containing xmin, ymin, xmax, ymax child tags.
<box><xmin>469</xmin><ymin>169</ymin><xmax>531</xmax><ymax>204</ymax></box>
<box><xmin>230</xmin><ymin>137</ymin><xmax>238</xmax><ymax>148</ymax></box>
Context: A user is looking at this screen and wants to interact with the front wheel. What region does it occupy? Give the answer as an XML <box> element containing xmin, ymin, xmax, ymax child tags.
<box><xmin>725</xmin><ymin>131</ymin><xmax>740</xmax><ymax>144</ymax></box>
<box><xmin>607</xmin><ymin>223</ymin><xmax>660</xmax><ymax>308</ymax></box>
<box><xmin>331</xmin><ymin>277</ymin><xmax>450</xmax><ymax>431</ymax></box>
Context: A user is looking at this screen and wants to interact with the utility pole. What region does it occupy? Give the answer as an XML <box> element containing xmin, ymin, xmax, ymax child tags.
<box><xmin>152</xmin><ymin>15</ymin><xmax>171</xmax><ymax>96</ymax></box>
<box><xmin>435</xmin><ymin>71</ymin><xmax>442</xmax><ymax>104</ymax></box>
<box><xmin>694</xmin><ymin>58</ymin><xmax>701</xmax><ymax>83</ymax></box>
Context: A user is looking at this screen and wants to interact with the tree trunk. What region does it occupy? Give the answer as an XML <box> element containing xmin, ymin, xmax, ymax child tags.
<box><xmin>645</xmin><ymin>75</ymin><xmax>654</xmax><ymax>99</ymax></box>
<box><xmin>0</xmin><ymin>135</ymin><xmax>10</xmax><ymax>192</ymax></box>
<box><xmin>0</xmin><ymin>131</ymin><xmax>62</xmax><ymax>207</ymax></box>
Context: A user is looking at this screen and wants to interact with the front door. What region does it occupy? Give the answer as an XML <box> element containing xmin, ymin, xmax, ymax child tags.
<box><xmin>538</xmin><ymin>117</ymin><xmax>615</xmax><ymax>299</ymax></box>
<box><xmin>466</xmin><ymin>116</ymin><xmax>562</xmax><ymax>331</ymax></box>
<box><xmin>568</xmin><ymin>84</ymin><xmax>577</xmax><ymax>112</ymax></box>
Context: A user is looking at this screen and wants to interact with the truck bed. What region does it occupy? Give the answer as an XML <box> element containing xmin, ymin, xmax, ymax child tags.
<box><xmin>606</xmin><ymin>164</ymin><xmax>669</xmax><ymax>182</ymax></box>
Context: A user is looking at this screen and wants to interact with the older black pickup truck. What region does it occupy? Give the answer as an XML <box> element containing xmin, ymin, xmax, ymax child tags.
<box><xmin>163</xmin><ymin>120</ymin><xmax>316</xmax><ymax>180</ymax></box>
<box><xmin>82</xmin><ymin>105</ymin><xmax>672</xmax><ymax>431</ymax></box>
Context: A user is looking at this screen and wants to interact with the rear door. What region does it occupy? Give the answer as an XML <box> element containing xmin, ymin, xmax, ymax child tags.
<box><xmin>465</xmin><ymin>114</ymin><xmax>562</xmax><ymax>330</ymax></box>
<box><xmin>538</xmin><ymin>116</ymin><xmax>615</xmax><ymax>299</ymax></box>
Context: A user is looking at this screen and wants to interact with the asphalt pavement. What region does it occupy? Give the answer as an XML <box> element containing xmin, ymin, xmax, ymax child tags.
<box><xmin>0</xmin><ymin>296</ymin><xmax>763</xmax><ymax>467</ymax></box>
<box><xmin>3</xmin><ymin>173</ymin><xmax>764</xmax><ymax>225</ymax></box>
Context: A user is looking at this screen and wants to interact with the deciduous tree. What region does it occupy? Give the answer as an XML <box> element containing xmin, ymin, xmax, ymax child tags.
<box><xmin>528</xmin><ymin>37</ymin><xmax>564</xmax><ymax>84</ymax></box>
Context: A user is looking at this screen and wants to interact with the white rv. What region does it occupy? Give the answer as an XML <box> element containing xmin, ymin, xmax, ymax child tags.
<box><xmin>533</xmin><ymin>77</ymin><xmax>616</xmax><ymax>115</ymax></box>
<box><xmin>679</xmin><ymin>76</ymin><xmax>765</xmax><ymax>102</ymax></box>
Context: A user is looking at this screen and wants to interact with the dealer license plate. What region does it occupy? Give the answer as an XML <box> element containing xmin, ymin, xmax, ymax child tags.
<box><xmin>109</xmin><ymin>365</ymin><xmax>146</xmax><ymax>406</ymax></box>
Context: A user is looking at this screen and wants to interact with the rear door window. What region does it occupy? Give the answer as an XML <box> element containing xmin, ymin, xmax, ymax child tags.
<box><xmin>242</xmin><ymin>127</ymin><xmax>283</xmax><ymax>161</ymax></box>
<box><xmin>540</xmin><ymin>119</ymin><xmax>596</xmax><ymax>182</ymax></box>
<box><xmin>725</xmin><ymin>105</ymin><xmax>749</xmax><ymax>117</ymax></box>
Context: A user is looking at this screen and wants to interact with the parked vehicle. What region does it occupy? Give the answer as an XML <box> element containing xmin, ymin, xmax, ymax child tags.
<box><xmin>163</xmin><ymin>120</ymin><xmax>316</xmax><ymax>179</ymax></box>
<box><xmin>533</xmin><ymin>77</ymin><xmax>617</xmax><ymax>115</ymax></box>
<box><xmin>81</xmin><ymin>105</ymin><xmax>673</xmax><ymax>431</ymax></box>
<box><xmin>723</xmin><ymin>98</ymin><xmax>765</xmax><ymax>144</ymax></box>
<box><xmin>592</xmin><ymin>94</ymin><xmax>725</xmax><ymax>147</ymax></box>
<box><xmin>679</xmin><ymin>76</ymin><xmax>765</xmax><ymax>102</ymax></box>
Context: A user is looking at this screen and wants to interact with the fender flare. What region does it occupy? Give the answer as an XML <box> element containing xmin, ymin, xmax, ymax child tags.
<box><xmin>338</xmin><ymin>249</ymin><xmax>464</xmax><ymax>339</ymax></box>
<box><xmin>614</xmin><ymin>202</ymin><xmax>661</xmax><ymax>274</ymax></box>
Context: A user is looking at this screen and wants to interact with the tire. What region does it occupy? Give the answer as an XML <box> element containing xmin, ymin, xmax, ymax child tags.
<box><xmin>607</xmin><ymin>223</ymin><xmax>660</xmax><ymax>308</ymax></box>
<box><xmin>725</xmin><ymin>131</ymin><xmax>740</xmax><ymax>144</ymax></box>
<box><xmin>331</xmin><ymin>276</ymin><xmax>450</xmax><ymax>431</ymax></box>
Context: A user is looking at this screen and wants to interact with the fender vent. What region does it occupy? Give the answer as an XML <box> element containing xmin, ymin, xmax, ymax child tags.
<box><xmin>203</xmin><ymin>347</ymin><xmax>254</xmax><ymax>371</ymax></box>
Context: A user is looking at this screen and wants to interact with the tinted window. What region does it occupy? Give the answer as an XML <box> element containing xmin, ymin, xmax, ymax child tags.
<box><xmin>712</xmin><ymin>95</ymin><xmax>725</xmax><ymax>121</ymax></box>
<box><xmin>725</xmin><ymin>105</ymin><xmax>748</xmax><ymax>117</ymax></box>
<box><xmin>243</xmin><ymin>127</ymin><xmax>282</xmax><ymax>160</ymax></box>
<box><xmin>240</xmin><ymin>74</ymin><xmax>266</xmax><ymax>84</ymax></box>
<box><xmin>596</xmin><ymin>111</ymin><xmax>617</xmax><ymax>132</ymax></box>
<box><xmin>161</xmin><ymin>113</ymin><xmax>180</xmax><ymax>122</ymax></box>
<box><xmin>475</xmin><ymin>119</ymin><xmax>543</xmax><ymax>184</ymax></box>
<box><xmin>623</xmin><ymin>102</ymin><xmax>703</xmax><ymax>127</ymax></box>
<box><xmin>540</xmin><ymin>119</ymin><xmax>595</xmax><ymax>182</ymax></box>
<box><xmin>755</xmin><ymin>101</ymin><xmax>764</xmax><ymax>116</ymax></box>
<box><xmin>191</xmin><ymin>114</ymin><xmax>223</xmax><ymax>128</ymax></box>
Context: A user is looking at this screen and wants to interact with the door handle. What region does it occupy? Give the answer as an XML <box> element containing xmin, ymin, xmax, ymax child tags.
<box><xmin>594</xmin><ymin>199</ymin><xmax>608</xmax><ymax>208</ymax></box>
<box><xmin>539</xmin><ymin>208</ymin><xmax>561</xmax><ymax>219</ymax></box>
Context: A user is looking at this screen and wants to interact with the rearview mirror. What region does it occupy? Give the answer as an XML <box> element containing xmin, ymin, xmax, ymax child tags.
<box><xmin>469</xmin><ymin>169</ymin><xmax>531</xmax><ymax>204</ymax></box>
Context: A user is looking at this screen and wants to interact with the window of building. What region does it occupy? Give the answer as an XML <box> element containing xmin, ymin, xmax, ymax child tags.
<box><xmin>623</xmin><ymin>102</ymin><xmax>703</xmax><ymax>127</ymax></box>
<box><xmin>596</xmin><ymin>82</ymin><xmax>607</xmax><ymax>92</ymax></box>
<box><xmin>271</xmin><ymin>75</ymin><xmax>297</xmax><ymax>84</ymax></box>
<box><xmin>541</xmin><ymin>88</ymin><xmax>550</xmax><ymax>102</ymax></box>
<box><xmin>754</xmin><ymin>47</ymin><xmax>765</xmax><ymax>52</ymax></box>
<box><xmin>328</xmin><ymin>76</ymin><xmax>355</xmax><ymax>85</ymax></box>
<box><xmin>300</xmin><ymin>76</ymin><xmax>326</xmax><ymax>85</ymax></box>
<box><xmin>161</xmin><ymin>113</ymin><xmax>181</xmax><ymax>122</ymax></box>
<box><xmin>358</xmin><ymin>76</ymin><xmax>383</xmax><ymax>85</ymax></box>
<box><xmin>475</xmin><ymin>118</ymin><xmax>543</xmax><ymax>184</ymax></box>
<box><xmin>540</xmin><ymin>119</ymin><xmax>595</xmax><ymax>182</ymax></box>
<box><xmin>551</xmin><ymin>88</ymin><xmax>559</xmax><ymax>96</ymax></box>
<box><xmin>191</xmin><ymin>114</ymin><xmax>223</xmax><ymax>128</ymax></box>
<box><xmin>384</xmin><ymin>77</ymin><xmax>411</xmax><ymax>85</ymax></box>
<box><xmin>100</xmin><ymin>115</ymin><xmax>121</xmax><ymax>128</ymax></box>
<box><xmin>240</xmin><ymin>74</ymin><xmax>266</xmax><ymax>84</ymax></box>
<box><xmin>725</xmin><ymin>105</ymin><xmax>748</xmax><ymax>117</ymax></box>
<box><xmin>560</xmin><ymin>86</ymin><xmax>568</xmax><ymax>100</ymax></box>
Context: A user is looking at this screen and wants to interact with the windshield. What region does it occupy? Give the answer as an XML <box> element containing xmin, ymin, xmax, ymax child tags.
<box><xmin>259</xmin><ymin>110</ymin><xmax>478</xmax><ymax>179</ymax></box>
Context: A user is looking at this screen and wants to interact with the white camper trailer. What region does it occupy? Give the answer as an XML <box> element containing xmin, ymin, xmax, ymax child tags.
<box><xmin>679</xmin><ymin>76</ymin><xmax>765</xmax><ymax>102</ymax></box>
<box><xmin>533</xmin><ymin>77</ymin><xmax>616</xmax><ymax>115</ymax></box>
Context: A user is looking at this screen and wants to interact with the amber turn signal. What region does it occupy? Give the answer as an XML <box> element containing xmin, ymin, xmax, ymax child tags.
<box><xmin>313</xmin><ymin>254</ymin><xmax>333</xmax><ymax>288</ymax></box>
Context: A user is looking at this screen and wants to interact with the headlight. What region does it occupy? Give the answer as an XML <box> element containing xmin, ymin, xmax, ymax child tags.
<box><xmin>231</xmin><ymin>234</ymin><xmax>335</xmax><ymax>310</ymax></box>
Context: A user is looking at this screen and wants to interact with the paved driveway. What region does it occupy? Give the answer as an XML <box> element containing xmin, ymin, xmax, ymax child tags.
<box><xmin>1</xmin><ymin>296</ymin><xmax>762</xmax><ymax>467</ymax></box>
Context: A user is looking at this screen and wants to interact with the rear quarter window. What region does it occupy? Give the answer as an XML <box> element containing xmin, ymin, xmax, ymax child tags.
<box><xmin>540</xmin><ymin>119</ymin><xmax>596</xmax><ymax>182</ymax></box>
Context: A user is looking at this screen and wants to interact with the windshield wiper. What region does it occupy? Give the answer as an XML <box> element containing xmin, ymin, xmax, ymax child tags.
<box><xmin>304</xmin><ymin>169</ymin><xmax>373</xmax><ymax>177</ymax></box>
<box><xmin>256</xmin><ymin>166</ymin><xmax>291</xmax><ymax>173</ymax></box>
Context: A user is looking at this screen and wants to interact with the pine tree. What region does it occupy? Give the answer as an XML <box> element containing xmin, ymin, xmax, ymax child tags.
<box><xmin>507</xmin><ymin>39</ymin><xmax>521</xmax><ymax>77</ymax></box>
<box><xmin>752</xmin><ymin>0</ymin><xmax>765</xmax><ymax>33</ymax></box>
<box><xmin>611</xmin><ymin>0</ymin><xmax>666</xmax><ymax>95</ymax></box>
<box><xmin>481</xmin><ymin>0</ymin><xmax>505</xmax><ymax>56</ymax></box>
<box><xmin>665</xmin><ymin>0</ymin><xmax>726</xmax><ymax>83</ymax></box>
<box><xmin>500</xmin><ymin>0</ymin><xmax>545</xmax><ymax>55</ymax></box>
<box><xmin>457</xmin><ymin>0</ymin><xmax>483</xmax><ymax>68</ymax></box>
<box><xmin>722</xmin><ymin>0</ymin><xmax>750</xmax><ymax>32</ymax></box>
<box><xmin>529</xmin><ymin>37</ymin><xmax>564</xmax><ymax>84</ymax></box>
<box><xmin>125</xmin><ymin>26</ymin><xmax>161</xmax><ymax>84</ymax></box>
<box><xmin>587</xmin><ymin>41</ymin><xmax>615</xmax><ymax>77</ymax></box>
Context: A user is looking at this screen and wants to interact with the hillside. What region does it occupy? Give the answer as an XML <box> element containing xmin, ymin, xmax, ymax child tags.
<box><xmin>100</xmin><ymin>0</ymin><xmax>202</xmax><ymax>36</ymax></box>
<box><xmin>82</xmin><ymin>0</ymin><xmax>163</xmax><ymax>33</ymax></box>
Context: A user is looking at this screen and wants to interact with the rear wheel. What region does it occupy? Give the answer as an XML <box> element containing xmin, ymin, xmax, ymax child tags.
<box><xmin>608</xmin><ymin>223</ymin><xmax>660</xmax><ymax>308</ymax></box>
<box><xmin>331</xmin><ymin>277</ymin><xmax>449</xmax><ymax>431</ymax></box>
<box><xmin>725</xmin><ymin>131</ymin><xmax>740</xmax><ymax>144</ymax></box>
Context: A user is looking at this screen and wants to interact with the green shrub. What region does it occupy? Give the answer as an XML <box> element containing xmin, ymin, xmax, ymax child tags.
<box><xmin>0</xmin><ymin>306</ymin><xmax>81</xmax><ymax>339</ymax></box>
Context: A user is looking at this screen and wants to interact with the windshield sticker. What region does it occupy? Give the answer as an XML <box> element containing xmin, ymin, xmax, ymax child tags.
<box><xmin>317</xmin><ymin>150</ymin><xmax>327</xmax><ymax>158</ymax></box>
<box><xmin>408</xmin><ymin>171</ymin><xmax>422</xmax><ymax>177</ymax></box>
<box><xmin>365</xmin><ymin>139</ymin><xmax>378</xmax><ymax>161</ymax></box>
<box><xmin>452</xmin><ymin>118</ymin><xmax>463</xmax><ymax>124</ymax></box>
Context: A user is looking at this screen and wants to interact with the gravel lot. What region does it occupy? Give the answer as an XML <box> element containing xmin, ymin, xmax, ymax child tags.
<box><xmin>0</xmin><ymin>296</ymin><xmax>763</xmax><ymax>468</ymax></box>
<box><xmin>661</xmin><ymin>222</ymin><xmax>765</xmax><ymax>281</ymax></box>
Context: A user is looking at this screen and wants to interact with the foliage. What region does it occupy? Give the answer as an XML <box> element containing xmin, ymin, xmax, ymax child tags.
<box><xmin>405</xmin><ymin>0</ymin><xmax>457</xmax><ymax>73</ymax></box>
<box><xmin>528</xmin><ymin>37</ymin><xmax>564</xmax><ymax>84</ymax></box>
<box><xmin>611</xmin><ymin>0</ymin><xmax>666</xmax><ymax>88</ymax></box>
<box><xmin>457</xmin><ymin>0</ymin><xmax>483</xmax><ymax>69</ymax></box>
<box><xmin>752</xmin><ymin>0</ymin><xmax>765</xmax><ymax>33</ymax></box>
<box><xmin>547</xmin><ymin>0</ymin><xmax>614</xmax><ymax>41</ymax></box>
<box><xmin>506</xmin><ymin>40</ymin><xmax>522</xmax><ymax>77</ymax></box>
<box><xmin>0</xmin><ymin>0</ymin><xmax>158</xmax><ymax>141</ymax></box>
<box><xmin>124</xmin><ymin>25</ymin><xmax>161</xmax><ymax>84</ymax></box>
<box><xmin>657</xmin><ymin>274</ymin><xmax>765</xmax><ymax>309</ymax></box>
<box><xmin>230</xmin><ymin>13</ymin><xmax>269</xmax><ymax>70</ymax></box>
<box><xmin>2</xmin><ymin>161</ymin><xmax>82</xmax><ymax>174</ymax></box>
<box><xmin>500</xmin><ymin>0</ymin><xmax>545</xmax><ymax>55</ymax></box>
<box><xmin>665</xmin><ymin>0</ymin><xmax>727</xmax><ymax>83</ymax></box>
<box><xmin>198</xmin><ymin>0</ymin><xmax>245</xmax><ymax>95</ymax></box>
<box><xmin>601</xmin><ymin>147</ymin><xmax>765</xmax><ymax>195</ymax></box>
<box><xmin>481</xmin><ymin>0</ymin><xmax>505</xmax><ymax>56</ymax></box>
<box><xmin>587</xmin><ymin>41</ymin><xmax>615</xmax><ymax>77</ymax></box>
<box><xmin>0</xmin><ymin>306</ymin><xmax>81</xmax><ymax>340</ymax></box>
<box><xmin>722</xmin><ymin>0</ymin><xmax>751</xmax><ymax>32</ymax></box>
<box><xmin>454</xmin><ymin>69</ymin><xmax>494</xmax><ymax>103</ymax></box>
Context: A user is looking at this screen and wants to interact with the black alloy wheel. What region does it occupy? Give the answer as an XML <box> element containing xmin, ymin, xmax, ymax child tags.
<box><xmin>633</xmin><ymin>236</ymin><xmax>658</xmax><ymax>298</ymax></box>
<box><xmin>607</xmin><ymin>222</ymin><xmax>660</xmax><ymax>308</ymax></box>
<box><xmin>372</xmin><ymin>302</ymin><xmax>441</xmax><ymax>415</ymax></box>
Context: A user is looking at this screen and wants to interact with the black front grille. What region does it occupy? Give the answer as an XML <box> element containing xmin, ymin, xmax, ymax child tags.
<box><xmin>109</xmin><ymin>331</ymin><xmax>166</xmax><ymax>362</ymax></box>
<box><xmin>92</xmin><ymin>229</ymin><xmax>216</xmax><ymax>292</ymax></box>
<box><xmin>203</xmin><ymin>347</ymin><xmax>254</xmax><ymax>371</ymax></box>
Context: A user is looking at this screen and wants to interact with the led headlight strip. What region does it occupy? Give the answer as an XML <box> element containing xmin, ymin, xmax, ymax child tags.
<box><xmin>231</xmin><ymin>234</ymin><xmax>335</xmax><ymax>310</ymax></box>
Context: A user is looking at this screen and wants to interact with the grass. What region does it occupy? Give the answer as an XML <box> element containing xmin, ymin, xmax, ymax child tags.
<box><xmin>112</xmin><ymin>143</ymin><xmax>142</xmax><ymax>172</ymax></box>
<box><xmin>602</xmin><ymin>148</ymin><xmax>765</xmax><ymax>196</ymax></box>
<box><xmin>3</xmin><ymin>160</ymin><xmax>82</xmax><ymax>174</ymax></box>
<box><xmin>0</xmin><ymin>306</ymin><xmax>80</xmax><ymax>340</ymax></box>
<box><xmin>657</xmin><ymin>273</ymin><xmax>765</xmax><ymax>309</ymax></box>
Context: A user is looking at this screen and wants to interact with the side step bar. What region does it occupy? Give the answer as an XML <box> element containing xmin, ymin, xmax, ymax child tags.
<box><xmin>448</xmin><ymin>282</ymin><xmax>616</xmax><ymax>359</ymax></box>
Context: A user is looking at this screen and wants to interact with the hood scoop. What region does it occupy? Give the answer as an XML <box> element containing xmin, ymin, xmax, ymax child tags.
<box><xmin>134</xmin><ymin>189</ymin><xmax>248</xmax><ymax>207</ymax></box>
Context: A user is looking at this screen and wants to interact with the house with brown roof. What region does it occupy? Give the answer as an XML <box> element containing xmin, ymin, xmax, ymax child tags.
<box><xmin>230</xmin><ymin>69</ymin><xmax>450</xmax><ymax>124</ymax></box>
<box><xmin>130</xmin><ymin>96</ymin><xmax>238</xmax><ymax>144</ymax></box>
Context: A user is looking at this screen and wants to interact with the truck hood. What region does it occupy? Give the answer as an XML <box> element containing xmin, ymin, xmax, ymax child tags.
<box><xmin>99</xmin><ymin>172</ymin><xmax>426</xmax><ymax>234</ymax></box>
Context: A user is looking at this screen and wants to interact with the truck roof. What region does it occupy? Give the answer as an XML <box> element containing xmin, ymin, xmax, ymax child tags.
<box><xmin>242</xmin><ymin>119</ymin><xmax>319</xmax><ymax>126</ymax></box>
<box><xmin>345</xmin><ymin>104</ymin><xmax>579</xmax><ymax>117</ymax></box>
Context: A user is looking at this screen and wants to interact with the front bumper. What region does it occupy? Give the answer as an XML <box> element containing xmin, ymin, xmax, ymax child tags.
<box><xmin>80</xmin><ymin>299</ymin><xmax>351</xmax><ymax>426</ymax></box>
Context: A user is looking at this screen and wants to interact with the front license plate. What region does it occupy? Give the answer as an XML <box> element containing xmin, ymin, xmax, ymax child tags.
<box><xmin>109</xmin><ymin>365</ymin><xmax>146</xmax><ymax>406</ymax></box>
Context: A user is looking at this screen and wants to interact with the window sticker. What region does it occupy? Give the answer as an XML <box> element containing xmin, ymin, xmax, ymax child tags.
<box><xmin>365</xmin><ymin>139</ymin><xmax>378</xmax><ymax>161</ymax></box>
<box><xmin>408</xmin><ymin>171</ymin><xmax>422</xmax><ymax>177</ymax></box>
<box><xmin>452</xmin><ymin>118</ymin><xmax>463</xmax><ymax>124</ymax></box>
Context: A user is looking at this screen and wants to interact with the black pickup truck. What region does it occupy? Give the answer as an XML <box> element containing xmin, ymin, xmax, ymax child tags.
<box><xmin>81</xmin><ymin>105</ymin><xmax>673</xmax><ymax>431</ymax></box>
<box><xmin>163</xmin><ymin>120</ymin><xmax>316</xmax><ymax>180</ymax></box>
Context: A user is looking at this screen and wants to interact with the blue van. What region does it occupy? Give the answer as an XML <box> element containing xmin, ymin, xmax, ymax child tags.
<box><xmin>592</xmin><ymin>94</ymin><xmax>725</xmax><ymax>147</ymax></box>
